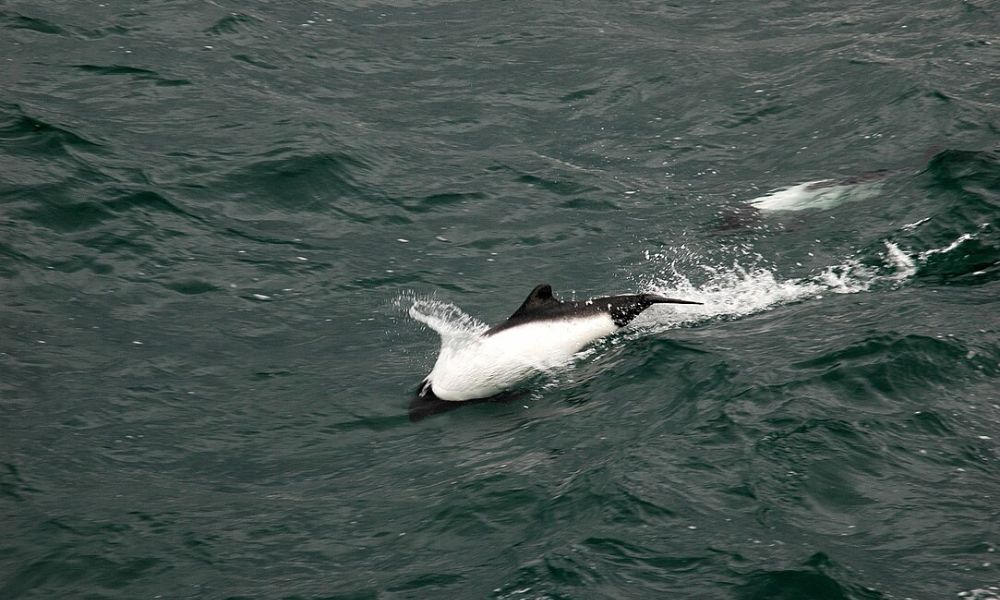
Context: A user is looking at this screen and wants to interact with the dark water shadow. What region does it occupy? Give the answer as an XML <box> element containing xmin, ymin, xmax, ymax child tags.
<box><xmin>408</xmin><ymin>390</ymin><xmax>530</xmax><ymax>423</ymax></box>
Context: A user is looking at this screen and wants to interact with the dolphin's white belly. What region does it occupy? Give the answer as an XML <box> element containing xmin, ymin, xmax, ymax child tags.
<box><xmin>749</xmin><ymin>179</ymin><xmax>882</xmax><ymax>212</ymax></box>
<box><xmin>427</xmin><ymin>314</ymin><xmax>618</xmax><ymax>401</ymax></box>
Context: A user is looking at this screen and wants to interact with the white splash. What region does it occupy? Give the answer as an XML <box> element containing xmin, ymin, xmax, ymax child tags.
<box><xmin>885</xmin><ymin>241</ymin><xmax>917</xmax><ymax>280</ymax></box>
<box><xmin>633</xmin><ymin>264</ymin><xmax>824</xmax><ymax>329</ymax></box>
<box><xmin>408</xmin><ymin>299</ymin><xmax>487</xmax><ymax>341</ymax></box>
<box><xmin>957</xmin><ymin>587</ymin><xmax>1000</xmax><ymax>600</ymax></box>
<box><xmin>636</xmin><ymin>242</ymin><xmax>917</xmax><ymax>330</ymax></box>
<box><xmin>900</xmin><ymin>217</ymin><xmax>931</xmax><ymax>231</ymax></box>
<box><xmin>918</xmin><ymin>232</ymin><xmax>977</xmax><ymax>260</ymax></box>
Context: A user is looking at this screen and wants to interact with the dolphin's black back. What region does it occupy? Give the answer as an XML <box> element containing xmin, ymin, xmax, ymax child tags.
<box><xmin>484</xmin><ymin>284</ymin><xmax>701</xmax><ymax>336</ymax></box>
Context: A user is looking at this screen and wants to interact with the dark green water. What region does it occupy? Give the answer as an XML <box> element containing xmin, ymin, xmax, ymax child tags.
<box><xmin>2</xmin><ymin>1</ymin><xmax>999</xmax><ymax>598</ymax></box>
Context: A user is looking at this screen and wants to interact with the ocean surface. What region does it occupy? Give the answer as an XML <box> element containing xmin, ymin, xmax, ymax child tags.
<box><xmin>2</xmin><ymin>1</ymin><xmax>999</xmax><ymax>598</ymax></box>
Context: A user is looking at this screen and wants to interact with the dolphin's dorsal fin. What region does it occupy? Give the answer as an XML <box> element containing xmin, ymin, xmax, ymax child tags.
<box><xmin>507</xmin><ymin>284</ymin><xmax>560</xmax><ymax>320</ymax></box>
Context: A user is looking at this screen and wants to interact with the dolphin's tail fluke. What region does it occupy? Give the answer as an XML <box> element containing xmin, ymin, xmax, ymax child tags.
<box><xmin>645</xmin><ymin>294</ymin><xmax>703</xmax><ymax>306</ymax></box>
<box><xmin>606</xmin><ymin>294</ymin><xmax>702</xmax><ymax>327</ymax></box>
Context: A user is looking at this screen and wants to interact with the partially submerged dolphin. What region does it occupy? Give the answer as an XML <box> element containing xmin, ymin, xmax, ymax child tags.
<box><xmin>409</xmin><ymin>284</ymin><xmax>702</xmax><ymax>421</ymax></box>
<box><xmin>715</xmin><ymin>170</ymin><xmax>893</xmax><ymax>232</ymax></box>
<box><xmin>748</xmin><ymin>170</ymin><xmax>890</xmax><ymax>212</ymax></box>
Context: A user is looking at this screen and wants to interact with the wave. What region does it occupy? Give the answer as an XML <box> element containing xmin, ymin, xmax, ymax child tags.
<box><xmin>0</xmin><ymin>101</ymin><xmax>102</xmax><ymax>155</ymax></box>
<box><xmin>71</xmin><ymin>64</ymin><xmax>191</xmax><ymax>87</ymax></box>
<box><xmin>1</xmin><ymin>10</ymin><xmax>130</xmax><ymax>40</ymax></box>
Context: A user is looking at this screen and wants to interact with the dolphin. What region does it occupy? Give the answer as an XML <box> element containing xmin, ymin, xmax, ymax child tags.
<box><xmin>714</xmin><ymin>169</ymin><xmax>895</xmax><ymax>232</ymax></box>
<box><xmin>748</xmin><ymin>169</ymin><xmax>890</xmax><ymax>212</ymax></box>
<box><xmin>409</xmin><ymin>284</ymin><xmax>702</xmax><ymax>421</ymax></box>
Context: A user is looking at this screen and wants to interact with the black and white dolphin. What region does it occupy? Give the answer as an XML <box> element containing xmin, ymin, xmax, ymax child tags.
<box><xmin>409</xmin><ymin>284</ymin><xmax>701</xmax><ymax>421</ymax></box>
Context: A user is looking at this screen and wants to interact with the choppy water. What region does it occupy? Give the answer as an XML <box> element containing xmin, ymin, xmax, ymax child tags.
<box><xmin>2</xmin><ymin>1</ymin><xmax>999</xmax><ymax>598</ymax></box>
